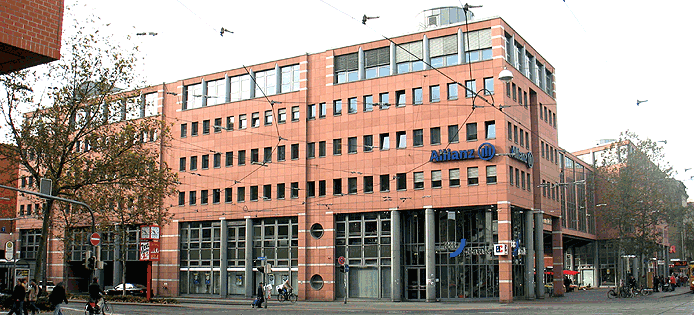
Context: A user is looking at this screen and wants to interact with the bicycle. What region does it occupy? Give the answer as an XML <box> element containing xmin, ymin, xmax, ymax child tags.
<box><xmin>85</xmin><ymin>299</ymin><xmax>112</xmax><ymax>315</ymax></box>
<box><xmin>277</xmin><ymin>289</ymin><xmax>297</xmax><ymax>304</ymax></box>
<box><xmin>607</xmin><ymin>287</ymin><xmax>618</xmax><ymax>299</ymax></box>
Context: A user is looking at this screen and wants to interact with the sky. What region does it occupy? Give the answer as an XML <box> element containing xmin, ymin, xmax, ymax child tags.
<box><xmin>57</xmin><ymin>0</ymin><xmax>694</xmax><ymax>200</ymax></box>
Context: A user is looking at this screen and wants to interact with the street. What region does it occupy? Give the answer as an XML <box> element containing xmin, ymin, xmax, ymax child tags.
<box><xmin>40</xmin><ymin>288</ymin><xmax>694</xmax><ymax>315</ymax></box>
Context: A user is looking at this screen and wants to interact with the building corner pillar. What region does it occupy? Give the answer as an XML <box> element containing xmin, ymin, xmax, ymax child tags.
<box><xmin>552</xmin><ymin>216</ymin><xmax>565</xmax><ymax>297</ymax></box>
<box><xmin>525</xmin><ymin>210</ymin><xmax>535</xmax><ymax>299</ymax></box>
<box><xmin>424</xmin><ymin>207</ymin><xmax>436</xmax><ymax>302</ymax></box>
<box><xmin>244</xmin><ymin>218</ymin><xmax>253</xmax><ymax>298</ymax></box>
<box><xmin>391</xmin><ymin>209</ymin><xmax>402</xmax><ymax>302</ymax></box>
<box><xmin>497</xmin><ymin>201</ymin><xmax>513</xmax><ymax>303</ymax></box>
<box><xmin>534</xmin><ymin>211</ymin><xmax>545</xmax><ymax>298</ymax></box>
<box><xmin>220</xmin><ymin>218</ymin><xmax>228</xmax><ymax>297</ymax></box>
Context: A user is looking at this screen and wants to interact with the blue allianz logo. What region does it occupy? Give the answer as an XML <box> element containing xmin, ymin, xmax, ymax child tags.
<box><xmin>450</xmin><ymin>239</ymin><xmax>467</xmax><ymax>258</ymax></box>
<box><xmin>478</xmin><ymin>143</ymin><xmax>495</xmax><ymax>161</ymax></box>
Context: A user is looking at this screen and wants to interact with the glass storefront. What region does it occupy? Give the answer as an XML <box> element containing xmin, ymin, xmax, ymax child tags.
<box><xmin>179</xmin><ymin>221</ymin><xmax>221</xmax><ymax>294</ymax></box>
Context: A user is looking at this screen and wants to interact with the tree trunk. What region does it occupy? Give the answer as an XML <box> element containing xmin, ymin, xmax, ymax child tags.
<box><xmin>121</xmin><ymin>226</ymin><xmax>127</xmax><ymax>296</ymax></box>
<box><xmin>35</xmin><ymin>198</ymin><xmax>55</xmax><ymax>292</ymax></box>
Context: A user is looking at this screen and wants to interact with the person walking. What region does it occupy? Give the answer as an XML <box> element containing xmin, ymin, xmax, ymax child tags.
<box><xmin>25</xmin><ymin>279</ymin><xmax>39</xmax><ymax>315</ymax></box>
<box><xmin>6</xmin><ymin>279</ymin><xmax>26</xmax><ymax>315</ymax></box>
<box><xmin>49</xmin><ymin>282</ymin><xmax>68</xmax><ymax>315</ymax></box>
<box><xmin>652</xmin><ymin>274</ymin><xmax>659</xmax><ymax>292</ymax></box>
<box><xmin>254</xmin><ymin>282</ymin><xmax>266</xmax><ymax>309</ymax></box>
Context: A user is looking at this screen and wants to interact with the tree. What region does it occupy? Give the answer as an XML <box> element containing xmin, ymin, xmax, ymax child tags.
<box><xmin>0</xmin><ymin>12</ymin><xmax>178</xmax><ymax>290</ymax></box>
<box><xmin>595</xmin><ymin>131</ymin><xmax>682</xmax><ymax>283</ymax></box>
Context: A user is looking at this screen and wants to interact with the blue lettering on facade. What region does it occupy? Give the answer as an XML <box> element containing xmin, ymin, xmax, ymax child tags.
<box><xmin>509</xmin><ymin>146</ymin><xmax>533</xmax><ymax>168</ymax></box>
<box><xmin>430</xmin><ymin>143</ymin><xmax>496</xmax><ymax>163</ymax></box>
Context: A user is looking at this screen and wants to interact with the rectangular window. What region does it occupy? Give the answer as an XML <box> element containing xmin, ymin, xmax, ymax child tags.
<box><xmin>413</xmin><ymin>129</ymin><xmax>423</xmax><ymax>147</ymax></box>
<box><xmin>307</xmin><ymin>142</ymin><xmax>316</xmax><ymax>158</ymax></box>
<box><xmin>308</xmin><ymin>104</ymin><xmax>316</xmax><ymax>120</ymax></box>
<box><xmin>447</xmin><ymin>83</ymin><xmax>458</xmax><ymax>100</ymax></box>
<box><xmin>485</xmin><ymin>121</ymin><xmax>496</xmax><ymax>139</ymax></box>
<box><xmin>225</xmin><ymin>152</ymin><xmax>233</xmax><ymax>167</ymax></box>
<box><xmin>278</xmin><ymin>108</ymin><xmax>286</xmax><ymax>124</ymax></box>
<box><xmin>263</xmin><ymin>184</ymin><xmax>272</xmax><ymax>200</ymax></box>
<box><xmin>465</xmin><ymin>80</ymin><xmax>476</xmax><ymax>98</ymax></box>
<box><xmin>291</xmin><ymin>106</ymin><xmax>300</xmax><ymax>121</ymax></box>
<box><xmin>250</xmin><ymin>149</ymin><xmax>259</xmax><ymax>163</ymax></box>
<box><xmin>519</xmin><ymin>128</ymin><xmax>524</xmax><ymax>147</ymax></box>
<box><xmin>518</xmin><ymin>87</ymin><xmax>523</xmax><ymax>104</ymax></box>
<box><xmin>467</xmin><ymin>167</ymin><xmax>479</xmax><ymax>185</ymax></box>
<box><xmin>524</xmin><ymin>91</ymin><xmax>528</xmax><ymax>108</ymax></box>
<box><xmin>525</xmin><ymin>131</ymin><xmax>530</xmax><ymax>149</ymax></box>
<box><xmin>318</xmin><ymin>180</ymin><xmax>326</xmax><ymax>197</ymax></box>
<box><xmin>509</xmin><ymin>166</ymin><xmax>514</xmax><ymax>186</ymax></box>
<box><xmin>225</xmin><ymin>188</ymin><xmax>233</xmax><ymax>203</ymax></box>
<box><xmin>507</xmin><ymin>122</ymin><xmax>513</xmax><ymax>141</ymax></box>
<box><xmin>318</xmin><ymin>103</ymin><xmax>328</xmax><ymax>118</ymax></box>
<box><xmin>514</xmin><ymin>125</ymin><xmax>518</xmax><ymax>143</ymax></box>
<box><xmin>238</xmin><ymin>150</ymin><xmax>246</xmax><ymax>165</ymax></box>
<box><xmin>201</xmin><ymin>155</ymin><xmax>209</xmax><ymax>169</ymax></box>
<box><xmin>396</xmin><ymin>90</ymin><xmax>406</xmax><ymax>107</ymax></box>
<box><xmin>237</xmin><ymin>187</ymin><xmax>245</xmax><ymax>202</ymax></box>
<box><xmin>413</xmin><ymin>87</ymin><xmax>423</xmax><ymax>105</ymax></box>
<box><xmin>214</xmin><ymin>153</ymin><xmax>221</xmax><ymax>168</ymax></box>
<box><xmin>395</xmin><ymin>173</ymin><xmax>406</xmax><ymax>191</ymax></box>
<box><xmin>379</xmin><ymin>133</ymin><xmax>390</xmax><ymax>150</ymax></box>
<box><xmin>449</xmin><ymin>168</ymin><xmax>460</xmax><ymax>187</ymax></box>
<box><xmin>291</xmin><ymin>143</ymin><xmax>299</xmax><ymax>160</ymax></box>
<box><xmin>201</xmin><ymin>190</ymin><xmax>208</xmax><ymax>204</ymax></box>
<box><xmin>333</xmin><ymin>100</ymin><xmax>342</xmax><ymax>116</ymax></box>
<box><xmin>430</xmin><ymin>127</ymin><xmax>441</xmax><ymax>145</ymax></box>
<box><xmin>214</xmin><ymin>118</ymin><xmax>222</xmax><ymax>133</ymax></box>
<box><xmin>189</xmin><ymin>191</ymin><xmax>197</xmax><ymax>205</ymax></box>
<box><xmin>487</xmin><ymin>165</ymin><xmax>497</xmax><ymax>184</ymax></box>
<box><xmin>364</xmin><ymin>176</ymin><xmax>373</xmax><ymax>193</ymax></box>
<box><xmin>363</xmin><ymin>135</ymin><xmax>373</xmax><ymax>152</ymax></box>
<box><xmin>364</xmin><ymin>95</ymin><xmax>373</xmax><ymax>112</ymax></box>
<box><xmin>263</xmin><ymin>147</ymin><xmax>272</xmax><ymax>163</ymax></box>
<box><xmin>515</xmin><ymin>168</ymin><xmax>520</xmax><ymax>188</ymax></box>
<box><xmin>333</xmin><ymin>179</ymin><xmax>342</xmax><ymax>195</ymax></box>
<box><xmin>484</xmin><ymin>77</ymin><xmax>494</xmax><ymax>95</ymax></box>
<box><xmin>291</xmin><ymin>182</ymin><xmax>299</xmax><ymax>198</ymax></box>
<box><xmin>348</xmin><ymin>137</ymin><xmax>357</xmax><ymax>153</ymax></box>
<box><xmin>277</xmin><ymin>183</ymin><xmax>285</xmax><ymax>199</ymax></box>
<box><xmin>264</xmin><ymin>110</ymin><xmax>273</xmax><ymax>125</ymax></box>
<box><xmin>466</xmin><ymin>123</ymin><xmax>477</xmax><ymax>141</ymax></box>
<box><xmin>506</xmin><ymin>82</ymin><xmax>511</xmax><ymax>97</ymax></box>
<box><xmin>429</xmin><ymin>85</ymin><xmax>440</xmax><ymax>103</ymax></box>
<box><xmin>348</xmin><ymin>97</ymin><xmax>357</xmax><ymax>114</ymax></box>
<box><xmin>380</xmin><ymin>174</ymin><xmax>390</xmax><ymax>192</ymax></box>
<box><xmin>178</xmin><ymin>192</ymin><xmax>185</xmax><ymax>206</ymax></box>
<box><xmin>512</xmin><ymin>83</ymin><xmax>517</xmax><ymax>101</ymax></box>
<box><xmin>179</xmin><ymin>157</ymin><xmax>186</xmax><ymax>171</ymax></box>
<box><xmin>348</xmin><ymin>177</ymin><xmax>357</xmax><ymax>194</ymax></box>
<box><xmin>431</xmin><ymin>170</ymin><xmax>442</xmax><ymax>188</ymax></box>
<box><xmin>202</xmin><ymin>120</ymin><xmax>210</xmax><ymax>134</ymax></box>
<box><xmin>226</xmin><ymin>116</ymin><xmax>234</xmax><ymax>130</ymax></box>
<box><xmin>396</xmin><ymin>131</ymin><xmax>407</xmax><ymax>149</ymax></box>
<box><xmin>307</xmin><ymin>181</ymin><xmax>316</xmax><ymax>198</ymax></box>
<box><xmin>239</xmin><ymin>114</ymin><xmax>247</xmax><ymax>129</ymax></box>
<box><xmin>180</xmin><ymin>124</ymin><xmax>187</xmax><ymax>138</ymax></box>
<box><xmin>277</xmin><ymin>145</ymin><xmax>286</xmax><ymax>161</ymax></box>
<box><xmin>319</xmin><ymin>141</ymin><xmax>327</xmax><ymax>157</ymax></box>
<box><xmin>414</xmin><ymin>172</ymin><xmax>424</xmax><ymax>189</ymax></box>
<box><xmin>333</xmin><ymin>139</ymin><xmax>342</xmax><ymax>155</ymax></box>
<box><xmin>521</xmin><ymin>171</ymin><xmax>526</xmax><ymax>190</ymax></box>
<box><xmin>527</xmin><ymin>173</ymin><xmax>532</xmax><ymax>191</ymax></box>
<box><xmin>190</xmin><ymin>156</ymin><xmax>198</xmax><ymax>170</ymax></box>
<box><xmin>448</xmin><ymin>125</ymin><xmax>459</xmax><ymax>143</ymax></box>
<box><xmin>251</xmin><ymin>112</ymin><xmax>260</xmax><ymax>128</ymax></box>
<box><xmin>379</xmin><ymin>92</ymin><xmax>390</xmax><ymax>109</ymax></box>
<box><xmin>191</xmin><ymin>122</ymin><xmax>199</xmax><ymax>136</ymax></box>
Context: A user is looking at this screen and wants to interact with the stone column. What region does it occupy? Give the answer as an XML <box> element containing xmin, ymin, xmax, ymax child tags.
<box><xmin>425</xmin><ymin>207</ymin><xmax>436</xmax><ymax>302</ymax></box>
<box><xmin>534</xmin><ymin>210</ymin><xmax>545</xmax><ymax>298</ymax></box>
<box><xmin>391</xmin><ymin>209</ymin><xmax>402</xmax><ymax>302</ymax></box>
<box><xmin>358</xmin><ymin>47</ymin><xmax>365</xmax><ymax>80</ymax></box>
<box><xmin>245</xmin><ymin>218</ymin><xmax>253</xmax><ymax>298</ymax></box>
<box><xmin>497</xmin><ymin>201</ymin><xmax>513</xmax><ymax>303</ymax></box>
<box><xmin>422</xmin><ymin>35</ymin><xmax>430</xmax><ymax>70</ymax></box>
<box><xmin>552</xmin><ymin>216</ymin><xmax>565</xmax><ymax>297</ymax></box>
<box><xmin>525</xmin><ymin>210</ymin><xmax>535</xmax><ymax>299</ymax></box>
<box><xmin>220</xmin><ymin>218</ymin><xmax>228</xmax><ymax>297</ymax></box>
<box><xmin>389</xmin><ymin>42</ymin><xmax>396</xmax><ymax>75</ymax></box>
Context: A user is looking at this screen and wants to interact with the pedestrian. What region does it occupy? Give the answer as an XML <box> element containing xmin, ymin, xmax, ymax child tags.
<box><xmin>652</xmin><ymin>274</ymin><xmax>659</xmax><ymax>292</ymax></box>
<box><xmin>49</xmin><ymin>282</ymin><xmax>68</xmax><ymax>315</ymax></box>
<box><xmin>25</xmin><ymin>279</ymin><xmax>39</xmax><ymax>315</ymax></box>
<box><xmin>253</xmin><ymin>282</ymin><xmax>265</xmax><ymax>309</ymax></box>
<box><xmin>6</xmin><ymin>279</ymin><xmax>26</xmax><ymax>315</ymax></box>
<box><xmin>670</xmin><ymin>274</ymin><xmax>676</xmax><ymax>290</ymax></box>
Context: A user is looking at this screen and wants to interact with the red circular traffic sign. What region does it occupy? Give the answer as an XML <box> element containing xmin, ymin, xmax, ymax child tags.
<box><xmin>337</xmin><ymin>256</ymin><xmax>346</xmax><ymax>265</ymax></box>
<box><xmin>90</xmin><ymin>232</ymin><xmax>101</xmax><ymax>246</ymax></box>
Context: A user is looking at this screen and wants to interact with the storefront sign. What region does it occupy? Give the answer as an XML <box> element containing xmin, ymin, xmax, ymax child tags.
<box><xmin>430</xmin><ymin>143</ymin><xmax>495</xmax><ymax>163</ymax></box>
<box><xmin>509</xmin><ymin>145</ymin><xmax>533</xmax><ymax>168</ymax></box>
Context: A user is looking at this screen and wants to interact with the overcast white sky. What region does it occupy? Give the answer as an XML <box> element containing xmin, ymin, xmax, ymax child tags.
<box><xmin>65</xmin><ymin>0</ymin><xmax>694</xmax><ymax>200</ymax></box>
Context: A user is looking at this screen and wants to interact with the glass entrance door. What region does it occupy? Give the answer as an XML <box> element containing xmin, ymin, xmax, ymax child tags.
<box><xmin>406</xmin><ymin>267</ymin><xmax>426</xmax><ymax>300</ymax></box>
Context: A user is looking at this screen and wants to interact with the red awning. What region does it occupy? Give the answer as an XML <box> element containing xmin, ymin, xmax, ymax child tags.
<box><xmin>563</xmin><ymin>270</ymin><xmax>579</xmax><ymax>275</ymax></box>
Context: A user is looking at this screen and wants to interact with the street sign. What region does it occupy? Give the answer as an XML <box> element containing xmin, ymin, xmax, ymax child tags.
<box><xmin>344</xmin><ymin>265</ymin><xmax>349</xmax><ymax>272</ymax></box>
<box><xmin>139</xmin><ymin>242</ymin><xmax>150</xmax><ymax>261</ymax></box>
<box><xmin>257</xmin><ymin>256</ymin><xmax>267</xmax><ymax>260</ymax></box>
<box><xmin>4</xmin><ymin>241</ymin><xmax>13</xmax><ymax>260</ymax></box>
<box><xmin>337</xmin><ymin>256</ymin><xmax>346</xmax><ymax>265</ymax></box>
<box><xmin>139</xmin><ymin>240</ymin><xmax>160</xmax><ymax>261</ymax></box>
<box><xmin>90</xmin><ymin>232</ymin><xmax>101</xmax><ymax>246</ymax></box>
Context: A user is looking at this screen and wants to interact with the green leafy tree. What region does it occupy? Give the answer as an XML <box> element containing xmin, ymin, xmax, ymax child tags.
<box><xmin>0</xmin><ymin>12</ymin><xmax>178</xmax><ymax>289</ymax></box>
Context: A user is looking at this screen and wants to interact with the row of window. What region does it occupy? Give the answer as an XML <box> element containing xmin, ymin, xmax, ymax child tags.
<box><xmin>541</xmin><ymin>179</ymin><xmax>560</xmax><ymax>200</ymax></box>
<box><xmin>540</xmin><ymin>104</ymin><xmax>557</xmax><ymax>128</ymax></box>
<box><xmin>178</xmin><ymin>122</ymin><xmax>498</xmax><ymax>172</ymax></box>
<box><xmin>18</xmin><ymin>203</ymin><xmax>41</xmax><ymax>217</ymax></box>
<box><xmin>541</xmin><ymin>140</ymin><xmax>560</xmax><ymax>165</ymax></box>
<box><xmin>177</xmin><ymin>166</ymin><xmax>500</xmax><ymax>206</ymax></box>
<box><xmin>182</xmin><ymin>65</ymin><xmax>301</xmax><ymax>110</ymax></box>
<box><xmin>504</xmin><ymin>32</ymin><xmax>553</xmax><ymax>96</ymax></box>
<box><xmin>506</xmin><ymin>122</ymin><xmax>531</xmax><ymax>150</ymax></box>
<box><xmin>508</xmin><ymin>166</ymin><xmax>532</xmax><ymax>191</ymax></box>
<box><xmin>178</xmin><ymin>78</ymin><xmax>495</xmax><ymax>139</ymax></box>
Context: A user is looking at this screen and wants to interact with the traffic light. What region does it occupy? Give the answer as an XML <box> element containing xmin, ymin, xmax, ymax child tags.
<box><xmin>339</xmin><ymin>265</ymin><xmax>345</xmax><ymax>273</ymax></box>
<box><xmin>83</xmin><ymin>252</ymin><xmax>92</xmax><ymax>268</ymax></box>
<box><xmin>87</xmin><ymin>256</ymin><xmax>96</xmax><ymax>270</ymax></box>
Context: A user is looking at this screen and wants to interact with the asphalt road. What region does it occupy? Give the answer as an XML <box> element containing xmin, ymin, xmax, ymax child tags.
<box><xmin>34</xmin><ymin>288</ymin><xmax>694</xmax><ymax>315</ymax></box>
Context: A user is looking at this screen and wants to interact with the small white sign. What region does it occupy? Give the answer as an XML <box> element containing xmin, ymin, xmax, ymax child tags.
<box><xmin>493</xmin><ymin>244</ymin><xmax>508</xmax><ymax>256</ymax></box>
<box><xmin>4</xmin><ymin>241</ymin><xmax>13</xmax><ymax>260</ymax></box>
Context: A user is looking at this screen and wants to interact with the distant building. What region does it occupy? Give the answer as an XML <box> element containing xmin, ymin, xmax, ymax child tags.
<box><xmin>0</xmin><ymin>0</ymin><xmax>65</xmax><ymax>74</ymax></box>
